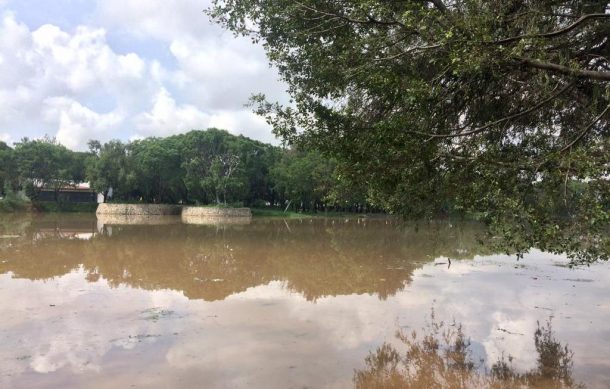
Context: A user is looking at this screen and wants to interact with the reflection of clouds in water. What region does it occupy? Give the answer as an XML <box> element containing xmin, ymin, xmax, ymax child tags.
<box><xmin>482</xmin><ymin>313</ymin><xmax>536</xmax><ymax>370</ymax></box>
<box><xmin>164</xmin><ymin>253</ymin><xmax>610</xmax><ymax>388</ymax></box>
<box><xmin>389</xmin><ymin>252</ymin><xmax>610</xmax><ymax>387</ymax></box>
<box><xmin>165</xmin><ymin>284</ymin><xmax>359</xmax><ymax>388</ymax></box>
<box><xmin>227</xmin><ymin>281</ymin><xmax>394</xmax><ymax>349</ymax></box>
<box><xmin>0</xmin><ymin>271</ymin><xmax>187</xmax><ymax>381</ymax></box>
<box><xmin>213</xmin><ymin>252</ymin><xmax>610</xmax><ymax>387</ymax></box>
<box><xmin>1</xmin><ymin>251</ymin><xmax>610</xmax><ymax>388</ymax></box>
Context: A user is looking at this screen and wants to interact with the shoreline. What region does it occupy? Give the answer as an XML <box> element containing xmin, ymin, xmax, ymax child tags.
<box><xmin>1</xmin><ymin>201</ymin><xmax>394</xmax><ymax>219</ymax></box>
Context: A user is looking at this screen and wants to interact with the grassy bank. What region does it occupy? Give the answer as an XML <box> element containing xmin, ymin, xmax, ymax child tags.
<box><xmin>0</xmin><ymin>199</ymin><xmax>98</xmax><ymax>213</ymax></box>
<box><xmin>0</xmin><ymin>197</ymin><xmax>29</xmax><ymax>212</ymax></box>
<box><xmin>250</xmin><ymin>208</ymin><xmax>386</xmax><ymax>218</ymax></box>
<box><xmin>1</xmin><ymin>201</ymin><xmax>385</xmax><ymax>217</ymax></box>
<box><xmin>0</xmin><ymin>184</ymin><xmax>97</xmax><ymax>214</ymax></box>
<box><xmin>0</xmin><ymin>190</ymin><xmax>32</xmax><ymax>213</ymax></box>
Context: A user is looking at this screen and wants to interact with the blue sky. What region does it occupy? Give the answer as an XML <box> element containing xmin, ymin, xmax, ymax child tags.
<box><xmin>0</xmin><ymin>0</ymin><xmax>287</xmax><ymax>150</ymax></box>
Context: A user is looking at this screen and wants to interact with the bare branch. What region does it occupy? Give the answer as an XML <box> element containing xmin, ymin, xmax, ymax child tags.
<box><xmin>560</xmin><ymin>104</ymin><xmax>610</xmax><ymax>152</ymax></box>
<box><xmin>374</xmin><ymin>43</ymin><xmax>442</xmax><ymax>62</ymax></box>
<box><xmin>493</xmin><ymin>13</ymin><xmax>610</xmax><ymax>45</ymax></box>
<box><xmin>517</xmin><ymin>57</ymin><xmax>610</xmax><ymax>81</ymax></box>
<box><xmin>294</xmin><ymin>1</ymin><xmax>404</xmax><ymax>28</ymax></box>
<box><xmin>407</xmin><ymin>82</ymin><xmax>574</xmax><ymax>139</ymax></box>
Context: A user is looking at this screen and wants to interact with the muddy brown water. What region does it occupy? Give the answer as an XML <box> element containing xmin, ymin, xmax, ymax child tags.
<box><xmin>0</xmin><ymin>214</ymin><xmax>608</xmax><ymax>388</ymax></box>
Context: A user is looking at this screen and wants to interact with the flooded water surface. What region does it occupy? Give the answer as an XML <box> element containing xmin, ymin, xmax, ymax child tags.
<box><xmin>0</xmin><ymin>214</ymin><xmax>609</xmax><ymax>388</ymax></box>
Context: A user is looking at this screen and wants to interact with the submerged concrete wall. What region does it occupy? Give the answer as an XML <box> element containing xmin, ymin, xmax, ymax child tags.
<box><xmin>182</xmin><ymin>206</ymin><xmax>252</xmax><ymax>225</ymax></box>
<box><xmin>181</xmin><ymin>206</ymin><xmax>252</xmax><ymax>218</ymax></box>
<box><xmin>181</xmin><ymin>215</ymin><xmax>252</xmax><ymax>225</ymax></box>
<box><xmin>96</xmin><ymin>204</ymin><xmax>252</xmax><ymax>226</ymax></box>
<box><xmin>96</xmin><ymin>203</ymin><xmax>182</xmax><ymax>216</ymax></box>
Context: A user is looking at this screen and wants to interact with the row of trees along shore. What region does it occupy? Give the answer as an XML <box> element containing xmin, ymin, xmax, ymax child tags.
<box><xmin>0</xmin><ymin>129</ymin><xmax>376</xmax><ymax>213</ymax></box>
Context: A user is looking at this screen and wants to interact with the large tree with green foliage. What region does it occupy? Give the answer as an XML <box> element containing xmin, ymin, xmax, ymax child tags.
<box><xmin>202</xmin><ymin>153</ymin><xmax>247</xmax><ymax>204</ymax></box>
<box><xmin>180</xmin><ymin>129</ymin><xmax>241</xmax><ymax>204</ymax></box>
<box><xmin>128</xmin><ymin>137</ymin><xmax>186</xmax><ymax>204</ymax></box>
<box><xmin>85</xmin><ymin>129</ymin><xmax>338</xmax><ymax>208</ymax></box>
<box><xmin>178</xmin><ymin>129</ymin><xmax>278</xmax><ymax>205</ymax></box>
<box><xmin>270</xmin><ymin>149</ymin><xmax>335</xmax><ymax>211</ymax></box>
<box><xmin>210</xmin><ymin>0</ymin><xmax>610</xmax><ymax>262</ymax></box>
<box><xmin>13</xmin><ymin>137</ymin><xmax>79</xmax><ymax>200</ymax></box>
<box><xmin>86</xmin><ymin>140</ymin><xmax>132</xmax><ymax>201</ymax></box>
<box><xmin>0</xmin><ymin>142</ymin><xmax>18</xmax><ymax>195</ymax></box>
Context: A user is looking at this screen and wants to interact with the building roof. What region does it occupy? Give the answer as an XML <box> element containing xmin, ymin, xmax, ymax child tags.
<box><xmin>38</xmin><ymin>182</ymin><xmax>96</xmax><ymax>193</ymax></box>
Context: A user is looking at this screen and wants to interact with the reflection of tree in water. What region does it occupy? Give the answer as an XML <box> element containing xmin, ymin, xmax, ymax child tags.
<box><xmin>354</xmin><ymin>312</ymin><xmax>584</xmax><ymax>389</ymax></box>
<box><xmin>0</xmin><ymin>216</ymin><xmax>493</xmax><ymax>301</ymax></box>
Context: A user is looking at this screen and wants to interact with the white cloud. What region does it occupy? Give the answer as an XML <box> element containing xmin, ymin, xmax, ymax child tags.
<box><xmin>42</xmin><ymin>97</ymin><xmax>124</xmax><ymax>150</ymax></box>
<box><xmin>96</xmin><ymin>0</ymin><xmax>215</xmax><ymax>42</ymax></box>
<box><xmin>96</xmin><ymin>0</ymin><xmax>288</xmax><ymax>136</ymax></box>
<box><xmin>133</xmin><ymin>89</ymin><xmax>277</xmax><ymax>144</ymax></box>
<box><xmin>169</xmin><ymin>38</ymin><xmax>265</xmax><ymax>79</ymax></box>
<box><xmin>0</xmin><ymin>2</ymin><xmax>288</xmax><ymax>149</ymax></box>
<box><xmin>133</xmin><ymin>88</ymin><xmax>209</xmax><ymax>137</ymax></box>
<box><xmin>0</xmin><ymin>12</ymin><xmax>156</xmax><ymax>148</ymax></box>
<box><xmin>27</xmin><ymin>22</ymin><xmax>150</xmax><ymax>99</ymax></box>
<box><xmin>168</xmin><ymin>37</ymin><xmax>286</xmax><ymax>112</ymax></box>
<box><xmin>0</xmin><ymin>12</ymin><xmax>36</xmax><ymax>126</ymax></box>
<box><xmin>208</xmin><ymin>109</ymin><xmax>276</xmax><ymax>144</ymax></box>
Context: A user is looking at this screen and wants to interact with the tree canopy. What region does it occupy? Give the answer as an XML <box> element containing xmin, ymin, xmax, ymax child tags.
<box><xmin>12</xmin><ymin>137</ymin><xmax>85</xmax><ymax>200</ymax></box>
<box><xmin>209</xmin><ymin>0</ymin><xmax>610</xmax><ymax>262</ymax></box>
<box><xmin>85</xmin><ymin>129</ymin><xmax>361</xmax><ymax>211</ymax></box>
<box><xmin>0</xmin><ymin>130</ymin><xmax>370</xmax><ymax>213</ymax></box>
<box><xmin>0</xmin><ymin>141</ymin><xmax>17</xmax><ymax>194</ymax></box>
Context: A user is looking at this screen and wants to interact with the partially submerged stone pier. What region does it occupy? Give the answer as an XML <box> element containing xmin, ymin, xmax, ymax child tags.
<box><xmin>181</xmin><ymin>206</ymin><xmax>252</xmax><ymax>225</ymax></box>
<box><xmin>96</xmin><ymin>203</ymin><xmax>182</xmax><ymax>216</ymax></box>
<box><xmin>96</xmin><ymin>204</ymin><xmax>252</xmax><ymax>225</ymax></box>
<box><xmin>181</xmin><ymin>206</ymin><xmax>251</xmax><ymax>218</ymax></box>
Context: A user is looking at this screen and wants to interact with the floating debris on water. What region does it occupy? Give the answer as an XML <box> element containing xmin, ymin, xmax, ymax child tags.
<box><xmin>140</xmin><ymin>307</ymin><xmax>176</xmax><ymax>322</ymax></box>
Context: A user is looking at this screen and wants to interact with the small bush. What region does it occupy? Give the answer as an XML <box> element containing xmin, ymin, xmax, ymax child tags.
<box><xmin>0</xmin><ymin>191</ymin><xmax>29</xmax><ymax>212</ymax></box>
<box><xmin>251</xmin><ymin>199</ymin><xmax>269</xmax><ymax>208</ymax></box>
<box><xmin>34</xmin><ymin>201</ymin><xmax>98</xmax><ymax>213</ymax></box>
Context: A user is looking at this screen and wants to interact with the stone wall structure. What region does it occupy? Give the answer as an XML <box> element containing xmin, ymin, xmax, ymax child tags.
<box><xmin>181</xmin><ymin>206</ymin><xmax>252</xmax><ymax>225</ymax></box>
<box><xmin>181</xmin><ymin>215</ymin><xmax>252</xmax><ymax>225</ymax></box>
<box><xmin>96</xmin><ymin>203</ymin><xmax>182</xmax><ymax>216</ymax></box>
<box><xmin>181</xmin><ymin>207</ymin><xmax>252</xmax><ymax>218</ymax></box>
<box><xmin>96</xmin><ymin>204</ymin><xmax>252</xmax><ymax>225</ymax></box>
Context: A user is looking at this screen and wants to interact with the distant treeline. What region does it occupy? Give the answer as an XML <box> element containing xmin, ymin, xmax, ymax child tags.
<box><xmin>0</xmin><ymin>129</ymin><xmax>374</xmax><ymax>212</ymax></box>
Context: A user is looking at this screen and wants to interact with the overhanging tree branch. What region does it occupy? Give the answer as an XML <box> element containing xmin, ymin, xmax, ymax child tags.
<box><xmin>517</xmin><ymin>57</ymin><xmax>610</xmax><ymax>81</ymax></box>
<box><xmin>407</xmin><ymin>82</ymin><xmax>574</xmax><ymax>139</ymax></box>
<box><xmin>373</xmin><ymin>43</ymin><xmax>442</xmax><ymax>61</ymax></box>
<box><xmin>294</xmin><ymin>1</ymin><xmax>405</xmax><ymax>28</ymax></box>
<box><xmin>493</xmin><ymin>13</ymin><xmax>610</xmax><ymax>45</ymax></box>
<box><xmin>560</xmin><ymin>104</ymin><xmax>610</xmax><ymax>152</ymax></box>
